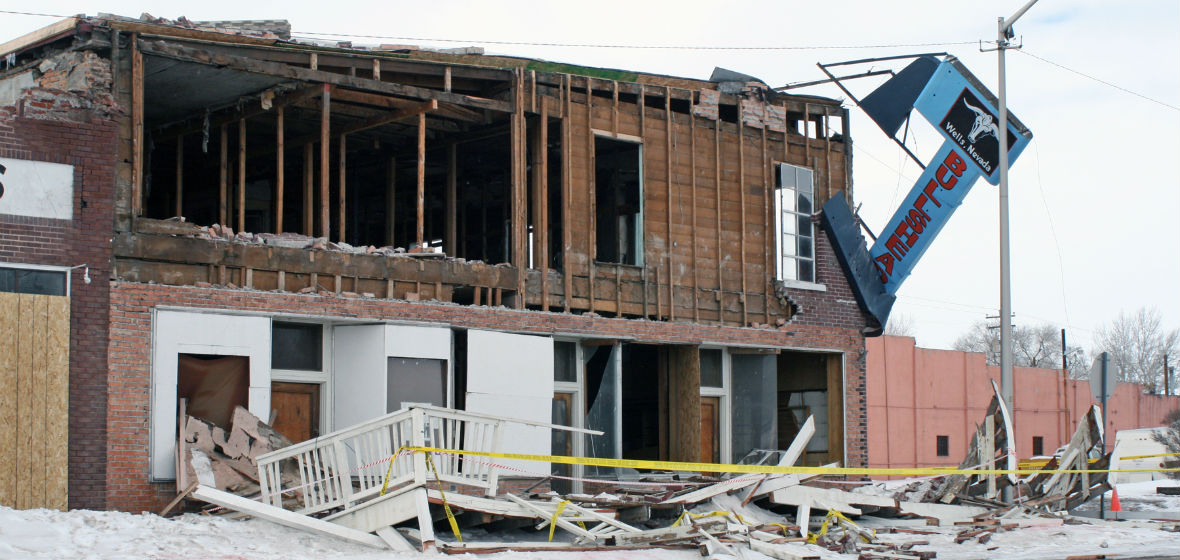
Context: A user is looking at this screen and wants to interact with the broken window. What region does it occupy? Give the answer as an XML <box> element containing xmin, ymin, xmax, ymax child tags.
<box><xmin>937</xmin><ymin>435</ymin><xmax>950</xmax><ymax>457</ymax></box>
<box><xmin>584</xmin><ymin>344</ymin><xmax>619</xmax><ymax>475</ymax></box>
<box><xmin>594</xmin><ymin>136</ymin><xmax>643</xmax><ymax>266</ymax></box>
<box><xmin>177</xmin><ymin>354</ymin><xmax>250</xmax><ymax>430</ymax></box>
<box><xmin>775</xmin><ymin>163</ymin><xmax>816</xmax><ymax>283</ymax></box>
<box><xmin>271</xmin><ymin>322</ymin><xmax>323</xmax><ymax>371</ymax></box>
<box><xmin>731</xmin><ymin>354</ymin><xmax>777</xmax><ymax>461</ymax></box>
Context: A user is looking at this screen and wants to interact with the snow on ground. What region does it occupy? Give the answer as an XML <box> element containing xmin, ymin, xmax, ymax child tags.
<box><xmin>1</xmin><ymin>479</ymin><xmax>1177</xmax><ymax>560</ymax></box>
<box><xmin>1073</xmin><ymin>478</ymin><xmax>1180</xmax><ymax>514</ymax></box>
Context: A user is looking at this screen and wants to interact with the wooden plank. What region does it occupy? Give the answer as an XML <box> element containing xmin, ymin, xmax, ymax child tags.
<box><xmin>668</xmin><ymin>346</ymin><xmax>700</xmax><ymax>462</ymax></box>
<box><xmin>0</xmin><ymin>293</ymin><xmax>18</xmax><ymax>507</ymax></box>
<box><xmin>132</xmin><ymin>34</ymin><xmax>144</xmax><ymax>217</ymax></box>
<box><xmin>44</xmin><ymin>296</ymin><xmax>69</xmax><ymax>511</ymax></box>
<box><xmin>416</xmin><ymin>113</ymin><xmax>426</xmax><ymax>247</ymax></box>
<box><xmin>320</xmin><ymin>84</ymin><xmax>331</xmax><ymax>239</ymax></box>
<box><xmin>512</xmin><ymin>69</ymin><xmax>527</xmax><ymax>307</ymax></box>
<box><xmin>138</xmin><ymin>40</ymin><xmax>512</xmax><ymax>113</ymax></box>
<box><xmin>826</xmin><ymin>355</ymin><xmax>844</xmax><ymax>466</ymax></box>
<box><xmin>0</xmin><ymin>17</ymin><xmax>77</xmax><ymax>58</ymax></box>
<box><xmin>238</xmin><ymin>118</ymin><xmax>247</xmax><ymax>232</ymax></box>
<box><xmin>191</xmin><ymin>485</ymin><xmax>388</xmax><ymax>549</ymax></box>
<box><xmin>276</xmin><ymin>107</ymin><xmax>284</xmax><ymax>233</ymax></box>
<box><xmin>15</xmin><ymin>295</ymin><xmax>36</xmax><ymax>509</ymax></box>
<box><xmin>219</xmin><ymin>124</ymin><xmax>228</xmax><ymax>226</ymax></box>
<box><xmin>338</xmin><ymin>134</ymin><xmax>347</xmax><ymax>242</ymax></box>
<box><xmin>175</xmin><ymin>136</ymin><xmax>184</xmax><ymax>218</ymax></box>
<box><xmin>415</xmin><ymin>487</ymin><xmax>436</xmax><ymax>549</ymax></box>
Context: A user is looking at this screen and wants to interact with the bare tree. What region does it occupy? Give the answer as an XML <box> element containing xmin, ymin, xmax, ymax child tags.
<box><xmin>1152</xmin><ymin>408</ymin><xmax>1180</xmax><ymax>480</ymax></box>
<box><xmin>1095</xmin><ymin>307</ymin><xmax>1178</xmax><ymax>393</ymax></box>
<box><xmin>884</xmin><ymin>313</ymin><xmax>916</xmax><ymax>338</ymax></box>
<box><xmin>953</xmin><ymin>320</ymin><xmax>1085</xmax><ymax>372</ymax></box>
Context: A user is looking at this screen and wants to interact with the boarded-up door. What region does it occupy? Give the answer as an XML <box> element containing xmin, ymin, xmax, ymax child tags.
<box><xmin>0</xmin><ymin>292</ymin><xmax>69</xmax><ymax>510</ymax></box>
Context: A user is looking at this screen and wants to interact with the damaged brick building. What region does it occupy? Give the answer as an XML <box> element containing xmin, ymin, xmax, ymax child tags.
<box><xmin>0</xmin><ymin>15</ymin><xmax>874</xmax><ymax>513</ymax></box>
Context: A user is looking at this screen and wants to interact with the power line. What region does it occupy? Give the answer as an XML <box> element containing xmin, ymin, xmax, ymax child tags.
<box><xmin>1030</xmin><ymin>141</ymin><xmax>1073</xmax><ymax>329</ymax></box>
<box><xmin>292</xmin><ymin>31</ymin><xmax>977</xmax><ymax>52</ymax></box>
<box><xmin>1016</xmin><ymin>48</ymin><xmax>1180</xmax><ymax>112</ymax></box>
<box><xmin>0</xmin><ymin>9</ymin><xmax>71</xmax><ymax>18</ymax></box>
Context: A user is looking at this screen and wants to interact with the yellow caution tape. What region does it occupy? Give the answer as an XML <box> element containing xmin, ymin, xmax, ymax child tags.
<box><xmin>404</xmin><ymin>446</ymin><xmax>1180</xmax><ymax>477</ymax></box>
<box><xmin>1018</xmin><ymin>451</ymin><xmax>1180</xmax><ymax>469</ymax></box>
<box><xmin>548</xmin><ymin>500</ymin><xmax>569</xmax><ymax>542</ymax></box>
<box><xmin>378</xmin><ymin>445</ymin><xmax>409</xmax><ymax>496</ymax></box>
<box><xmin>423</xmin><ymin>452</ymin><xmax>463</xmax><ymax>543</ymax></box>
<box><xmin>807</xmin><ymin>510</ymin><xmax>873</xmax><ymax>544</ymax></box>
<box><xmin>673</xmin><ymin>509</ymin><xmax>746</xmax><ymax>528</ymax></box>
<box><xmin>1122</xmin><ymin>451</ymin><xmax>1180</xmax><ymax>461</ymax></box>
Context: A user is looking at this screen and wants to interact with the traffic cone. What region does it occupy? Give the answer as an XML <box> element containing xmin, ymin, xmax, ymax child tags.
<box><xmin>1110</xmin><ymin>488</ymin><xmax>1122</xmax><ymax>513</ymax></box>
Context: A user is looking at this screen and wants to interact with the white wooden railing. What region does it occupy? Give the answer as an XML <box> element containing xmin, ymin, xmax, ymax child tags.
<box><xmin>256</xmin><ymin>405</ymin><xmax>504</xmax><ymax>515</ymax></box>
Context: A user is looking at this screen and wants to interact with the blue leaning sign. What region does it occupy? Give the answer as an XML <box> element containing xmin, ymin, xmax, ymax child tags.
<box><xmin>869</xmin><ymin>59</ymin><xmax>1032</xmax><ymax>293</ymax></box>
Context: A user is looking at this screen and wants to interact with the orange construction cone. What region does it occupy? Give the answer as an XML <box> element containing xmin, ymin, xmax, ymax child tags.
<box><xmin>1110</xmin><ymin>488</ymin><xmax>1122</xmax><ymax>513</ymax></box>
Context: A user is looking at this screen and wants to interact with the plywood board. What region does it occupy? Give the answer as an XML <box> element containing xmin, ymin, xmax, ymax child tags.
<box><xmin>0</xmin><ymin>293</ymin><xmax>19</xmax><ymax>506</ymax></box>
<box><xmin>15</xmin><ymin>294</ymin><xmax>37</xmax><ymax>509</ymax></box>
<box><xmin>45</xmin><ymin>296</ymin><xmax>70</xmax><ymax>510</ymax></box>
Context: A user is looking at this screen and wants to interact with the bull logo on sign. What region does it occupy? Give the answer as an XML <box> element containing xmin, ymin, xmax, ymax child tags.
<box><xmin>0</xmin><ymin>163</ymin><xmax>6</xmax><ymax>200</ymax></box>
<box><xmin>963</xmin><ymin>99</ymin><xmax>1000</xmax><ymax>144</ymax></box>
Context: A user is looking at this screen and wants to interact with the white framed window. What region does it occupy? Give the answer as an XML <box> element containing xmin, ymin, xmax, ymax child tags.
<box><xmin>774</xmin><ymin>163</ymin><xmax>816</xmax><ymax>284</ymax></box>
<box><xmin>0</xmin><ymin>263</ymin><xmax>72</xmax><ymax>296</ymax></box>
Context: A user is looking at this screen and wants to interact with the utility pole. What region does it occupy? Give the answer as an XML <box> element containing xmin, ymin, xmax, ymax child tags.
<box><xmin>1060</xmin><ymin>329</ymin><xmax>1069</xmax><ymax>445</ymax></box>
<box><xmin>992</xmin><ymin>0</ymin><xmax>1040</xmax><ymax>503</ymax></box>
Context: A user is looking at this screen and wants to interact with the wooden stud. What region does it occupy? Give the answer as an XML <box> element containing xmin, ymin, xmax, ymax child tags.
<box><xmin>513</xmin><ymin>69</ymin><xmax>528</xmax><ymax>308</ymax></box>
<box><xmin>823</xmin><ymin>106</ymin><xmax>832</xmax><ymax>202</ymax></box>
<box><xmin>665</xmin><ymin>87</ymin><xmax>674</xmax><ymax>321</ymax></box>
<box><xmin>277</xmin><ymin>270</ymin><xmax>286</xmax><ymax>292</ymax></box>
<box><xmin>737</xmin><ymin>101</ymin><xmax>748</xmax><ymax>326</ymax></box>
<box><xmin>131</xmin><ymin>33</ymin><xmax>144</xmax><ymax>216</ymax></box>
<box><xmin>387</xmin><ymin>156</ymin><xmax>396</xmax><ymax>247</ymax></box>
<box><xmin>219</xmin><ymin>124</ymin><xmax>228</xmax><ymax>226</ymax></box>
<box><xmin>611</xmin><ymin>81</ymin><xmax>619</xmax><ymax>135</ymax></box>
<box><xmin>417</xmin><ymin>112</ymin><xmax>426</xmax><ymax>248</ymax></box>
<box><xmin>690</xmin><ymin>109</ymin><xmax>699</xmax><ymax>322</ymax></box>
<box><xmin>445</xmin><ymin>147</ymin><xmax>457</xmax><ymax>256</ymax></box>
<box><xmin>338</xmin><ymin>134</ymin><xmax>347</xmax><ymax>243</ymax></box>
<box><xmin>562</xmin><ymin>75</ymin><xmax>573</xmax><ymax>313</ymax></box>
<box><xmin>238</xmin><ymin>118</ymin><xmax>247</xmax><ymax>232</ymax></box>
<box><xmin>539</xmin><ymin>102</ymin><xmax>549</xmax><ymax>310</ymax></box>
<box><xmin>615</xmin><ymin>265</ymin><xmax>622</xmax><ymax>317</ymax></box>
<box><xmin>639</xmin><ymin>85</ymin><xmax>648</xmax><ymax>318</ymax></box>
<box><xmin>530</xmin><ymin>69</ymin><xmax>537</xmax><ymax>113</ymax></box>
<box><xmin>276</xmin><ymin>107</ymin><xmax>285</xmax><ymax>233</ymax></box>
<box><xmin>309</xmin><ymin>52</ymin><xmax>317</xmax><ymax>70</ymax></box>
<box><xmin>303</xmin><ymin>144</ymin><xmax>314</xmax><ymax>235</ymax></box>
<box><xmin>372</xmin><ymin>58</ymin><xmax>380</xmax><ymax>80</ymax></box>
<box><xmin>473</xmin><ymin>284</ymin><xmax>482</xmax><ymax>306</ymax></box>
<box><xmin>174</xmin><ymin>135</ymin><xmax>184</xmax><ymax>218</ymax></box>
<box><xmin>443</xmin><ymin>66</ymin><xmax>452</xmax><ymax>92</ymax></box>
<box><xmin>803</xmin><ymin>102</ymin><xmax>811</xmax><ymax>165</ymax></box>
<box><xmin>714</xmin><ymin>117</ymin><xmax>723</xmax><ymax>323</ymax></box>
<box><xmin>586</xmin><ymin>77</ymin><xmax>596</xmax><ymax>313</ymax></box>
<box><xmin>246</xmin><ymin>267</ymin><xmax>255</xmax><ymax>289</ymax></box>
<box><xmin>762</xmin><ymin>124</ymin><xmax>771</xmax><ymax>324</ymax></box>
<box><xmin>843</xmin><ymin>107</ymin><xmax>853</xmax><ymax>204</ymax></box>
<box><xmin>320</xmin><ymin>84</ymin><xmax>331</xmax><ymax>239</ymax></box>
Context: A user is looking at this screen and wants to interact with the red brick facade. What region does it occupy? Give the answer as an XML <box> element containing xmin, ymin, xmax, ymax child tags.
<box><xmin>0</xmin><ymin>113</ymin><xmax>118</xmax><ymax>510</ymax></box>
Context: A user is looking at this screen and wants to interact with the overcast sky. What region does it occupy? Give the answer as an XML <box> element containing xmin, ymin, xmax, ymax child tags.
<box><xmin>3</xmin><ymin>1</ymin><xmax>1177</xmax><ymax>352</ymax></box>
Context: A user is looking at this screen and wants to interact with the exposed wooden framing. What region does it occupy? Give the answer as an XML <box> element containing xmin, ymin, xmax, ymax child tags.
<box><xmin>803</xmin><ymin>102</ymin><xmax>811</xmax><ymax>167</ymax></box>
<box><xmin>639</xmin><ymin>85</ymin><xmax>648</xmax><ymax>318</ymax></box>
<box><xmin>533</xmin><ymin>102</ymin><xmax>551</xmax><ymax>309</ymax></box>
<box><xmin>762</xmin><ymin>124</ymin><xmax>771</xmax><ymax>324</ymax></box>
<box><xmin>303</xmin><ymin>144</ymin><xmax>314</xmax><ymax>235</ymax></box>
<box><xmin>443</xmin><ymin>66</ymin><xmax>452</xmax><ymax>92</ymax></box>
<box><xmin>332</xmin><ymin>99</ymin><xmax>438</xmax><ymax>137</ymax></box>
<box><xmin>137</xmin><ymin>40</ymin><xmax>512</xmax><ymax>113</ymax></box>
<box><xmin>690</xmin><ymin>108</ymin><xmax>699</xmax><ymax>322</ymax></box>
<box><xmin>512</xmin><ymin>69</ymin><xmax>527</xmax><ymax>307</ymax></box>
<box><xmin>655</xmin><ymin>262</ymin><xmax>662</xmax><ymax>319</ymax></box>
<box><xmin>238</xmin><ymin>118</ymin><xmax>247</xmax><ymax>232</ymax></box>
<box><xmin>562</xmin><ymin>75</ymin><xmax>573</xmax><ymax>313</ymax></box>
<box><xmin>586</xmin><ymin>77</ymin><xmax>595</xmax><ymax>313</ymax></box>
<box><xmin>308</xmin><ymin>52</ymin><xmax>318</xmax><ymax>70</ymax></box>
<box><xmin>0</xmin><ymin>16</ymin><xmax>78</xmax><ymax>58</ymax></box>
<box><xmin>737</xmin><ymin>101</ymin><xmax>748</xmax><ymax>326</ymax></box>
<box><xmin>445</xmin><ymin>147</ymin><xmax>457</xmax><ymax>256</ymax></box>
<box><xmin>614</xmin><ymin>265</ymin><xmax>622</xmax><ymax>317</ymax></box>
<box><xmin>530</xmin><ymin>70</ymin><xmax>537</xmax><ymax>113</ymax></box>
<box><xmin>219</xmin><ymin>124</ymin><xmax>228</xmax><ymax>225</ymax></box>
<box><xmin>320</xmin><ymin>84</ymin><xmax>331</xmax><ymax>239</ymax></box>
<box><xmin>338</xmin><ymin>134</ymin><xmax>347</xmax><ymax>243</ymax></box>
<box><xmin>153</xmin><ymin>85</ymin><xmax>322</xmax><ymax>142</ymax></box>
<box><xmin>276</xmin><ymin>107</ymin><xmax>285</xmax><ymax>233</ymax></box>
<box><xmin>416</xmin><ymin>113</ymin><xmax>426</xmax><ymax>247</ymax></box>
<box><xmin>372</xmin><ymin>58</ymin><xmax>380</xmax><ymax>80</ymax></box>
<box><xmin>664</xmin><ymin>87</ymin><xmax>674</xmax><ymax>321</ymax></box>
<box><xmin>823</xmin><ymin>106</ymin><xmax>832</xmax><ymax>200</ymax></box>
<box><xmin>714</xmin><ymin>117</ymin><xmax>723</xmax><ymax>323</ymax></box>
<box><xmin>611</xmin><ymin>81</ymin><xmax>619</xmax><ymax>135</ymax></box>
<box><xmin>174</xmin><ymin>135</ymin><xmax>184</xmax><ymax>218</ymax></box>
<box><xmin>131</xmin><ymin>33</ymin><xmax>144</xmax><ymax>216</ymax></box>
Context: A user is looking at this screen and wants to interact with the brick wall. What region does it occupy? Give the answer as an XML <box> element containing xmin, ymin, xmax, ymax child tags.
<box><xmin>107</xmin><ymin>281</ymin><xmax>868</xmax><ymax>511</ymax></box>
<box><xmin>1</xmin><ymin>112</ymin><xmax>118</xmax><ymax>510</ymax></box>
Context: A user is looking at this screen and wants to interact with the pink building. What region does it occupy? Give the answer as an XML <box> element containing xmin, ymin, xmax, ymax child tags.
<box><xmin>866</xmin><ymin>336</ymin><xmax>1179</xmax><ymax>469</ymax></box>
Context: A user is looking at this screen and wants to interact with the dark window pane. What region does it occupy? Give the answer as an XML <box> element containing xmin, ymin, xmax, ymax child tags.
<box><xmin>554</xmin><ymin>341</ymin><xmax>577</xmax><ymax>382</ymax></box>
<box><xmin>0</xmin><ymin>267</ymin><xmax>66</xmax><ymax>296</ymax></box>
<box><xmin>272</xmin><ymin>322</ymin><xmax>323</xmax><ymax>371</ymax></box>
<box><xmin>797</xmin><ymin>216</ymin><xmax>812</xmax><ymax>238</ymax></box>
<box><xmin>700</xmin><ymin>349</ymin><xmax>723</xmax><ymax>388</ymax></box>
<box><xmin>797</xmin><ymin>193</ymin><xmax>812</xmax><ymax>215</ymax></box>
<box><xmin>799</xmin><ymin>259</ymin><xmax>815</xmax><ymax>283</ymax></box>
<box><xmin>1032</xmin><ymin>436</ymin><xmax>1044</xmax><ymax>456</ymax></box>
<box><xmin>798</xmin><ymin>237</ymin><xmax>813</xmax><ymax>259</ymax></box>
<box><xmin>936</xmin><ymin>435</ymin><xmax>949</xmax><ymax>457</ymax></box>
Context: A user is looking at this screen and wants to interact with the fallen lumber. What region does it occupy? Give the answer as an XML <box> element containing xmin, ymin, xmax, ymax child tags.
<box><xmin>770</xmin><ymin>485</ymin><xmax>895</xmax><ymax>515</ymax></box>
<box><xmin>190</xmin><ymin>485</ymin><xmax>388</xmax><ymax>549</ymax></box>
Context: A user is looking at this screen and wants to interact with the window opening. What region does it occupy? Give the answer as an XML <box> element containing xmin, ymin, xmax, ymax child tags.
<box><xmin>621</xmin><ymin>344</ymin><xmax>659</xmax><ymax>461</ymax></box>
<box><xmin>1032</xmin><ymin>436</ymin><xmax>1044</xmax><ymax>457</ymax></box>
<box><xmin>272</xmin><ymin>322</ymin><xmax>323</xmax><ymax>371</ymax></box>
<box><xmin>177</xmin><ymin>353</ymin><xmax>249</xmax><ymax>430</ymax></box>
<box><xmin>731</xmin><ymin>354</ymin><xmax>777</xmax><ymax>461</ymax></box>
<box><xmin>937</xmin><ymin>435</ymin><xmax>950</xmax><ymax>457</ymax></box>
<box><xmin>0</xmin><ymin>266</ymin><xmax>67</xmax><ymax>296</ymax></box>
<box><xmin>594</xmin><ymin>136</ymin><xmax>643</xmax><ymax>265</ymax></box>
<box><xmin>775</xmin><ymin>163</ymin><xmax>816</xmax><ymax>283</ymax></box>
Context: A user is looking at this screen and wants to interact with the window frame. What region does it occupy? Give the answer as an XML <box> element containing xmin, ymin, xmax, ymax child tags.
<box><xmin>269</xmin><ymin>320</ymin><xmax>330</xmax><ymax>435</ymax></box>
<box><xmin>0</xmin><ymin>262</ymin><xmax>73</xmax><ymax>297</ymax></box>
<box><xmin>699</xmin><ymin>346</ymin><xmax>733</xmax><ymax>463</ymax></box>
<box><xmin>591</xmin><ymin>131</ymin><xmax>644</xmax><ymax>267</ymax></box>
<box><xmin>774</xmin><ymin>163</ymin><xmax>819</xmax><ymax>286</ymax></box>
<box><xmin>936</xmin><ymin>434</ymin><xmax>950</xmax><ymax>457</ymax></box>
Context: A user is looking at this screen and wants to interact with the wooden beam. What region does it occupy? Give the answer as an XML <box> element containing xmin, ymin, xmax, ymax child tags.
<box><xmin>138</xmin><ymin>39</ymin><xmax>513</xmax><ymax>113</ymax></box>
<box><xmin>275</xmin><ymin>107</ymin><xmax>284</xmax><ymax>233</ymax></box>
<box><xmin>0</xmin><ymin>17</ymin><xmax>77</xmax><ymax>58</ymax></box>
<box><xmin>219</xmin><ymin>123</ymin><xmax>228</xmax><ymax>225</ymax></box>
<box><xmin>416</xmin><ymin>112</ymin><xmax>426</xmax><ymax>247</ymax></box>
<box><xmin>512</xmin><ymin>69</ymin><xmax>527</xmax><ymax>307</ymax></box>
<box><xmin>303</xmin><ymin>144</ymin><xmax>314</xmax><ymax>235</ymax></box>
<box><xmin>338</xmin><ymin>134</ymin><xmax>347</xmax><ymax>243</ymax></box>
<box><xmin>132</xmin><ymin>33</ymin><xmax>144</xmax><ymax>217</ymax></box>
<box><xmin>238</xmin><ymin>117</ymin><xmax>247</xmax><ymax>232</ymax></box>
<box><xmin>639</xmin><ymin>85</ymin><xmax>648</xmax><ymax>318</ymax></box>
<box><xmin>320</xmin><ymin>84</ymin><xmax>331</xmax><ymax>239</ymax></box>
<box><xmin>562</xmin><ymin>75</ymin><xmax>573</xmax><ymax>313</ymax></box>
<box><xmin>153</xmin><ymin>85</ymin><xmax>322</xmax><ymax>142</ymax></box>
<box><xmin>174</xmin><ymin>135</ymin><xmax>183</xmax><ymax>218</ymax></box>
<box><xmin>336</xmin><ymin>99</ymin><xmax>438</xmax><ymax>138</ymax></box>
<box><xmin>445</xmin><ymin>146</ymin><xmax>457</xmax><ymax>256</ymax></box>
